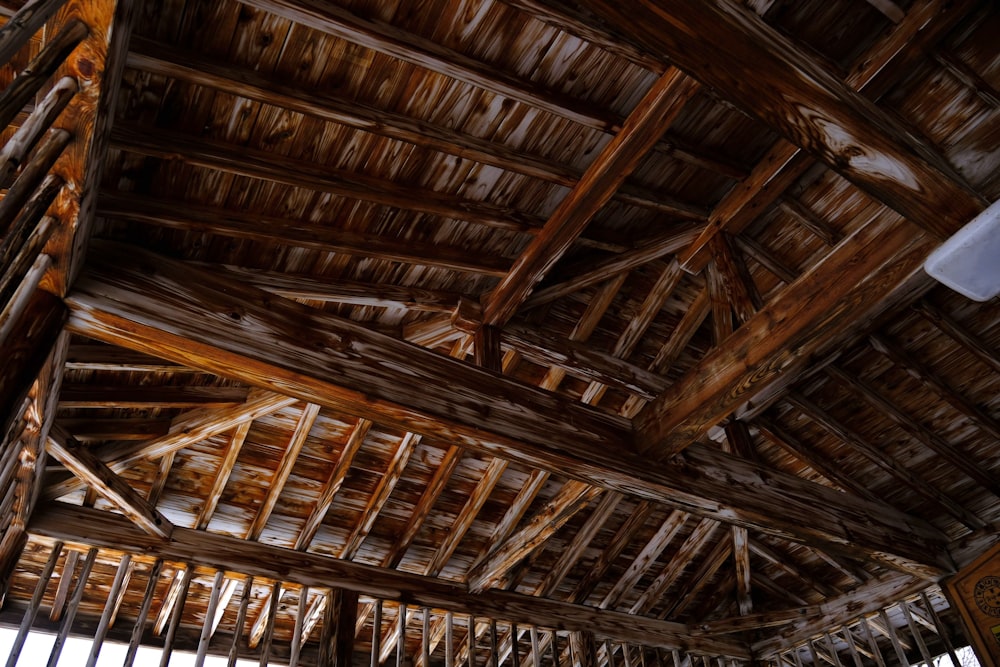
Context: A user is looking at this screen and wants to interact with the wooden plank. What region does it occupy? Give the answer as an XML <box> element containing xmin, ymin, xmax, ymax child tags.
<box><xmin>47</xmin><ymin>424</ymin><xmax>173</xmax><ymax>538</ymax></box>
<box><xmin>227</xmin><ymin>576</ymin><xmax>254</xmax><ymax>667</ymax></box>
<box><xmin>481</xmin><ymin>69</ymin><xmax>700</xmax><ymax>326</ymax></box>
<box><xmin>108</xmin><ymin>126</ymin><xmax>544</xmax><ymax>236</ymax></box>
<box><xmin>824</xmin><ymin>365</ymin><xmax>1000</xmax><ymax>500</ymax></box>
<box><xmin>195</xmin><ymin>570</ymin><xmax>226</xmax><ymax>667</ymax></box>
<box><xmin>122</xmin><ymin>559</ymin><xmax>163</xmax><ymax>667</ymax></box>
<box><xmin>733</xmin><ymin>527</ymin><xmax>753</xmax><ymax>616</ymax></box>
<box><xmin>912</xmin><ymin>299</ymin><xmax>1000</xmax><ymax>375</ymax></box>
<box><xmin>571</xmin><ymin>501</ymin><xmax>655</xmax><ymax>604</ymax></box>
<box><xmin>629</xmin><ymin>519</ymin><xmax>722</xmax><ymax>615</ymax></box>
<box><xmin>64</xmin><ymin>242</ymin><xmax>951</xmax><ymax>572</ymax></box>
<box><xmin>99</xmin><ymin>189</ymin><xmax>514</xmax><ymax>276</ymax></box>
<box><xmin>30</xmin><ymin>502</ymin><xmax>752</xmax><ymax>657</ymax></box>
<box><xmin>0</xmin><ymin>76</ymin><xmax>76</xmax><ymax>187</ymax></box>
<box><xmin>635</xmin><ymin>209</ymin><xmax>936</xmax><ymax>459</ymax></box>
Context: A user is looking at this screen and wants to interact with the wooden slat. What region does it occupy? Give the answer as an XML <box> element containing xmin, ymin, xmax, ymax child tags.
<box><xmin>523</xmin><ymin>226</ymin><xmax>700</xmax><ymax>309</ymax></box>
<box><xmin>3</xmin><ymin>541</ymin><xmax>62</xmax><ymax>667</ymax></box>
<box><xmin>46</xmin><ymin>547</ymin><xmax>97</xmax><ymax>667</ymax></box>
<box><xmin>31</xmin><ymin>502</ymin><xmax>752</xmax><ymax>657</ymax></box>
<box><xmin>46</xmin><ymin>424</ymin><xmax>173</xmax><ymax>538</ymax></box>
<box><xmin>65</xmin><ymin>242</ymin><xmax>951</xmax><ymax>572</ymax></box>
<box><xmin>0</xmin><ymin>76</ymin><xmax>76</xmax><ymax>187</ymax></box>
<box><xmin>58</xmin><ymin>384</ymin><xmax>248</xmax><ymax>408</ymax></box>
<box><xmin>598</xmin><ymin>510</ymin><xmax>687</xmax><ymax>609</ymax></box>
<box><xmin>629</xmin><ymin>519</ymin><xmax>721</xmax><ymax>615</ymax></box>
<box><xmin>481</xmin><ymin>69</ymin><xmax>701</xmax><ymax>326</ymax></box>
<box><xmin>85</xmin><ymin>553</ymin><xmax>132</xmax><ymax>667</ymax></box>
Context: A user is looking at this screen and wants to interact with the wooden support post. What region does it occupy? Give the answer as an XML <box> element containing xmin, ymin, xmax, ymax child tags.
<box><xmin>0</xmin><ymin>77</ymin><xmax>76</xmax><ymax>188</ymax></box>
<box><xmin>124</xmin><ymin>559</ymin><xmax>163</xmax><ymax>667</ymax></box>
<box><xmin>918</xmin><ymin>592</ymin><xmax>961</xmax><ymax>667</ymax></box>
<box><xmin>423</xmin><ymin>608</ymin><xmax>431</xmax><ymax>667</ymax></box>
<box><xmin>228</xmin><ymin>576</ymin><xmax>254</xmax><ymax>667</ymax></box>
<box><xmin>530</xmin><ymin>627</ymin><xmax>540</xmax><ymax>667</ymax></box>
<box><xmin>474</xmin><ymin>325</ymin><xmax>503</xmax><ymax>372</ymax></box>
<box><xmin>195</xmin><ymin>570</ymin><xmax>227</xmax><ymax>667</ymax></box>
<box><xmin>259</xmin><ymin>581</ymin><xmax>283</xmax><ymax>667</ymax></box>
<box><xmin>373</xmin><ymin>599</ymin><xmax>384</xmax><ymax>667</ymax></box>
<box><xmin>445</xmin><ymin>612</ymin><xmax>454</xmax><ymax>667</ymax></box>
<box><xmin>397</xmin><ymin>603</ymin><xmax>408</xmax><ymax>667</ymax></box>
<box><xmin>85</xmin><ymin>553</ymin><xmax>132</xmax><ymax>667</ymax></box>
<box><xmin>159</xmin><ymin>565</ymin><xmax>194</xmax><ymax>667</ymax></box>
<box><xmin>900</xmin><ymin>601</ymin><xmax>933</xmax><ymax>666</ymax></box>
<box><xmin>878</xmin><ymin>609</ymin><xmax>908</xmax><ymax>667</ymax></box>
<box><xmin>290</xmin><ymin>586</ymin><xmax>309</xmax><ymax>667</ymax></box>
<box><xmin>4</xmin><ymin>541</ymin><xmax>62</xmax><ymax>667</ymax></box>
<box><xmin>46</xmin><ymin>547</ymin><xmax>96</xmax><ymax>667</ymax></box>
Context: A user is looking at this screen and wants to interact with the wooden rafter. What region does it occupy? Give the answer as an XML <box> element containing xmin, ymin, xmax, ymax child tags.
<box><xmin>63</xmin><ymin>242</ymin><xmax>952</xmax><ymax>574</ymax></box>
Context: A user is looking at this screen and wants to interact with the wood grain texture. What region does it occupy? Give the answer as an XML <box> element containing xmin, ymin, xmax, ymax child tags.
<box><xmin>62</xmin><ymin>242</ymin><xmax>951</xmax><ymax>572</ymax></box>
<box><xmin>30</xmin><ymin>503</ymin><xmax>752</xmax><ymax>657</ymax></box>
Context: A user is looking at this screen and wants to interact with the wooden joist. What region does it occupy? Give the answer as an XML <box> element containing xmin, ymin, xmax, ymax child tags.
<box><xmin>63</xmin><ymin>242</ymin><xmax>952</xmax><ymax>574</ymax></box>
<box><xmin>29</xmin><ymin>502</ymin><xmax>752</xmax><ymax>658</ymax></box>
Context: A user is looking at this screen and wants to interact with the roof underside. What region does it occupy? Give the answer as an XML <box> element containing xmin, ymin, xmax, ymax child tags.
<box><xmin>1</xmin><ymin>0</ymin><xmax>999</xmax><ymax>665</ymax></box>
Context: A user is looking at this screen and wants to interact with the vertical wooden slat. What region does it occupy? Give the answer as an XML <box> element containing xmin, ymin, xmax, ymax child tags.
<box><xmin>335</xmin><ymin>589</ymin><xmax>359</xmax><ymax>667</ymax></box>
<box><xmin>900</xmin><ymin>601</ymin><xmax>933</xmax><ymax>665</ymax></box>
<box><xmin>446</xmin><ymin>612</ymin><xmax>455</xmax><ymax>667</ymax></box>
<box><xmin>48</xmin><ymin>547</ymin><xmax>78</xmax><ymax>622</ymax></box>
<box><xmin>550</xmin><ymin>631</ymin><xmax>560</xmax><ymax>667</ymax></box>
<box><xmin>423</xmin><ymin>607</ymin><xmax>431</xmax><ymax>667</ymax></box>
<box><xmin>919</xmin><ymin>592</ymin><xmax>961</xmax><ymax>667</ymax></box>
<box><xmin>823</xmin><ymin>633</ymin><xmax>843</xmax><ymax>667</ymax></box>
<box><xmin>372</xmin><ymin>599</ymin><xmax>385</xmax><ymax>667</ymax></box>
<box><xmin>397</xmin><ymin>603</ymin><xmax>408</xmax><ymax>667</ymax></box>
<box><xmin>85</xmin><ymin>553</ymin><xmax>132</xmax><ymax>667</ymax></box>
<box><xmin>46</xmin><ymin>547</ymin><xmax>96</xmax><ymax>667</ymax></box>
<box><xmin>860</xmin><ymin>616</ymin><xmax>886</xmax><ymax>667</ymax></box>
<box><xmin>259</xmin><ymin>580</ymin><xmax>283</xmax><ymax>667</ymax></box>
<box><xmin>228</xmin><ymin>576</ymin><xmax>255</xmax><ymax>667</ymax></box>
<box><xmin>490</xmin><ymin>620</ymin><xmax>499</xmax><ymax>667</ymax></box>
<box><xmin>512</xmin><ymin>624</ymin><xmax>521</xmax><ymax>667</ymax></box>
<box><xmin>530</xmin><ymin>626</ymin><xmax>540</xmax><ymax>667</ymax></box>
<box><xmin>124</xmin><ymin>558</ymin><xmax>163</xmax><ymax>667</ymax></box>
<box><xmin>4</xmin><ymin>541</ymin><xmax>62</xmax><ymax>667</ymax></box>
<box><xmin>195</xmin><ymin>570</ymin><xmax>227</xmax><ymax>667</ymax></box>
<box><xmin>159</xmin><ymin>565</ymin><xmax>194</xmax><ymax>667</ymax></box>
<box><xmin>290</xmin><ymin>585</ymin><xmax>309</xmax><ymax>667</ymax></box>
<box><xmin>879</xmin><ymin>609</ymin><xmax>908</xmax><ymax>666</ymax></box>
<box><xmin>841</xmin><ymin>627</ymin><xmax>865</xmax><ymax>667</ymax></box>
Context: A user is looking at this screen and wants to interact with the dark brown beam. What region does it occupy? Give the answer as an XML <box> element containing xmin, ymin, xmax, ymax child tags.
<box><xmin>29</xmin><ymin>503</ymin><xmax>751</xmax><ymax>658</ymax></box>
<box><xmin>481</xmin><ymin>69</ymin><xmax>700</xmax><ymax>326</ymax></box>
<box><xmin>63</xmin><ymin>241</ymin><xmax>950</xmax><ymax>573</ymax></box>
<box><xmin>108</xmin><ymin>124</ymin><xmax>543</xmax><ymax>235</ymax></box>
<box><xmin>57</xmin><ymin>385</ymin><xmax>249</xmax><ymax>408</ymax></box>
<box><xmin>126</xmin><ymin>37</ymin><xmax>704</xmax><ymax>219</ymax></box>
<box><xmin>636</xmin><ymin>213</ymin><xmax>934</xmax><ymax>458</ymax></box>
<box><xmin>98</xmin><ymin>190</ymin><xmax>513</xmax><ymax>277</ymax></box>
<box><xmin>571</xmin><ymin>0</ymin><xmax>983</xmax><ymax>240</ymax></box>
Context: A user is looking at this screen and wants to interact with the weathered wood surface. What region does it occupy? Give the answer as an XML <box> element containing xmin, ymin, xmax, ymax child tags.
<box><xmin>63</xmin><ymin>241</ymin><xmax>951</xmax><ymax>572</ymax></box>
<box><xmin>635</xmin><ymin>211</ymin><xmax>935</xmax><ymax>458</ymax></box>
<box><xmin>29</xmin><ymin>503</ymin><xmax>752</xmax><ymax>657</ymax></box>
<box><xmin>573</xmin><ymin>0</ymin><xmax>984</xmax><ymax>240</ymax></box>
<box><xmin>481</xmin><ymin>68</ymin><xmax>700</xmax><ymax>326</ymax></box>
<box><xmin>46</xmin><ymin>424</ymin><xmax>173</xmax><ymax>539</ymax></box>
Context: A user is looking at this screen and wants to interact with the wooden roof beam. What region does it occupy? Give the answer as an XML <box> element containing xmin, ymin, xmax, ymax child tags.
<box><xmin>481</xmin><ymin>70</ymin><xmax>700</xmax><ymax>326</ymax></box>
<box><xmin>45</xmin><ymin>425</ymin><xmax>172</xmax><ymax>539</ymax></box>
<box><xmin>99</xmin><ymin>190</ymin><xmax>514</xmax><ymax>277</ymax></box>
<box><xmin>64</xmin><ymin>242</ymin><xmax>951</xmax><ymax>574</ymax></box>
<box><xmin>126</xmin><ymin>37</ymin><xmax>707</xmax><ymax>219</ymax></box>
<box><xmin>622</xmin><ymin>0</ymin><xmax>984</xmax><ymax>272</ymax></box>
<box><xmin>28</xmin><ymin>502</ymin><xmax>752</xmax><ymax>657</ymax></box>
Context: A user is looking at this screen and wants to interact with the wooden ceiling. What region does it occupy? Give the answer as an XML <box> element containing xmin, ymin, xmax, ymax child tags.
<box><xmin>1</xmin><ymin>0</ymin><xmax>999</xmax><ymax>664</ymax></box>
